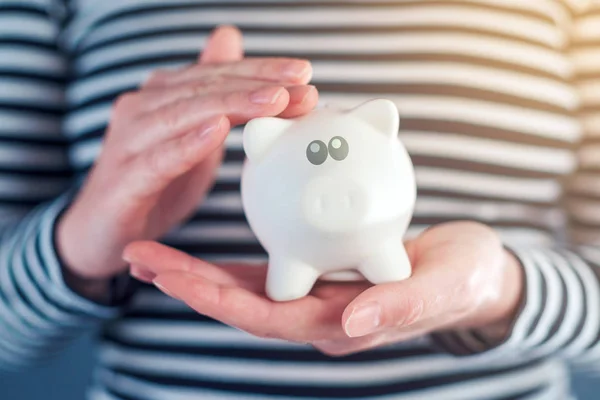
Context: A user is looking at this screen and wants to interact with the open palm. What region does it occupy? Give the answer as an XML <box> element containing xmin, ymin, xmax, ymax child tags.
<box><xmin>123</xmin><ymin>221</ymin><xmax>523</xmax><ymax>355</ymax></box>
<box><xmin>125</xmin><ymin>240</ymin><xmax>370</xmax><ymax>343</ymax></box>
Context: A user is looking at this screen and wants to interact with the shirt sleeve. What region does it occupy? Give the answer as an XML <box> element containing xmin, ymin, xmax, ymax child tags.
<box><xmin>429</xmin><ymin>2</ymin><xmax>600</xmax><ymax>368</ymax></box>
<box><xmin>0</xmin><ymin>0</ymin><xmax>123</xmax><ymax>372</ymax></box>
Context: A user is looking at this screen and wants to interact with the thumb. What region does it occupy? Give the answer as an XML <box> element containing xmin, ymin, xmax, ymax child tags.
<box><xmin>342</xmin><ymin>280</ymin><xmax>427</xmax><ymax>338</ymax></box>
<box><xmin>199</xmin><ymin>25</ymin><xmax>244</xmax><ymax>64</ymax></box>
<box><xmin>341</xmin><ymin>245</ymin><xmax>470</xmax><ymax>338</ymax></box>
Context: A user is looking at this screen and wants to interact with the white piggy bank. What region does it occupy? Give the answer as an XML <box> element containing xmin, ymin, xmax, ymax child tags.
<box><xmin>241</xmin><ymin>99</ymin><xmax>416</xmax><ymax>301</ymax></box>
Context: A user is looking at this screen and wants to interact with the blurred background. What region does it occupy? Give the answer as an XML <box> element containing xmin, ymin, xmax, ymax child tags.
<box><xmin>0</xmin><ymin>334</ymin><xmax>599</xmax><ymax>399</ymax></box>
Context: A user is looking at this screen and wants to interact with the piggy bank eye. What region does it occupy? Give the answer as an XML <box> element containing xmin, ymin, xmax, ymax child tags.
<box><xmin>328</xmin><ymin>136</ymin><xmax>349</xmax><ymax>161</ymax></box>
<box><xmin>306</xmin><ymin>140</ymin><xmax>328</xmax><ymax>165</ymax></box>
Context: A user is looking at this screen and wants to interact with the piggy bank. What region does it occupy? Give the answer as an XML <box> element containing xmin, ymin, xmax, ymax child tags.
<box><xmin>241</xmin><ymin>99</ymin><xmax>416</xmax><ymax>301</ymax></box>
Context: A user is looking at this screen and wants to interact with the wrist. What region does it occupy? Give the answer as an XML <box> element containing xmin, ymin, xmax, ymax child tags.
<box><xmin>56</xmin><ymin>204</ymin><xmax>91</xmax><ymax>276</ymax></box>
<box><xmin>55</xmin><ymin>203</ymin><xmax>114</xmax><ymax>303</ymax></box>
<box><xmin>61</xmin><ymin>264</ymin><xmax>112</xmax><ymax>304</ymax></box>
<box><xmin>472</xmin><ymin>248</ymin><xmax>525</xmax><ymax>340</ymax></box>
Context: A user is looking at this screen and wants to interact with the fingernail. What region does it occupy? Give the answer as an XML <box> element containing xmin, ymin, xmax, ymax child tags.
<box><xmin>250</xmin><ymin>87</ymin><xmax>284</xmax><ymax>104</ymax></box>
<box><xmin>283</xmin><ymin>61</ymin><xmax>310</xmax><ymax>79</ymax></box>
<box><xmin>129</xmin><ymin>264</ymin><xmax>156</xmax><ymax>283</ymax></box>
<box><xmin>313</xmin><ymin>339</ymin><xmax>350</xmax><ymax>355</ymax></box>
<box><xmin>345</xmin><ymin>302</ymin><xmax>382</xmax><ymax>337</ymax></box>
<box><xmin>299</xmin><ymin>85</ymin><xmax>316</xmax><ymax>104</ymax></box>
<box><xmin>198</xmin><ymin>116</ymin><xmax>224</xmax><ymax>138</ymax></box>
<box><xmin>153</xmin><ymin>277</ymin><xmax>177</xmax><ymax>298</ymax></box>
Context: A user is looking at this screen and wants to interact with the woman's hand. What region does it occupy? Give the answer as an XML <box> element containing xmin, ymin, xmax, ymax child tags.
<box><xmin>57</xmin><ymin>26</ymin><xmax>318</xmax><ymax>292</ymax></box>
<box><xmin>123</xmin><ymin>221</ymin><xmax>523</xmax><ymax>356</ymax></box>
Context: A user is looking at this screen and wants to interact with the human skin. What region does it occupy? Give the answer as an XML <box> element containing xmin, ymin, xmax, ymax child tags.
<box><xmin>59</xmin><ymin>24</ymin><xmax>523</xmax><ymax>354</ymax></box>
<box><xmin>124</xmin><ymin>221</ymin><xmax>523</xmax><ymax>356</ymax></box>
<box><xmin>56</xmin><ymin>26</ymin><xmax>319</xmax><ymax>302</ymax></box>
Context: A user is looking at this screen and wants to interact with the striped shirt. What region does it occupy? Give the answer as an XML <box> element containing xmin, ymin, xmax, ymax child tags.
<box><xmin>1</xmin><ymin>0</ymin><xmax>600</xmax><ymax>399</ymax></box>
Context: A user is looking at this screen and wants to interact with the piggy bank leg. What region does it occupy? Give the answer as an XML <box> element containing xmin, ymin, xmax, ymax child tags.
<box><xmin>359</xmin><ymin>241</ymin><xmax>412</xmax><ymax>284</ymax></box>
<box><xmin>266</xmin><ymin>256</ymin><xmax>320</xmax><ymax>302</ymax></box>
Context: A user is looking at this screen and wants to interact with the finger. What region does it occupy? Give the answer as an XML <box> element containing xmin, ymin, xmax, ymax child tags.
<box><xmin>130</xmin><ymin>83</ymin><xmax>316</xmax><ymax>154</ymax></box>
<box><xmin>145</xmin><ymin>57</ymin><xmax>312</xmax><ymax>88</ymax></box>
<box><xmin>123</xmin><ymin>240</ymin><xmax>266</xmax><ymax>290</ymax></box>
<box><xmin>342</xmin><ymin>247</ymin><xmax>474</xmax><ymax>338</ymax></box>
<box><xmin>159</xmin><ymin>149</ymin><xmax>225</xmax><ymax>225</ymax></box>
<box><xmin>152</xmin><ymin>271</ymin><xmax>351</xmax><ymax>342</ymax></box>
<box><xmin>137</xmin><ymin>79</ymin><xmax>311</xmax><ymax>113</ymax></box>
<box><xmin>128</xmin><ymin>85</ymin><xmax>289</xmax><ymax>154</ymax></box>
<box><xmin>199</xmin><ymin>25</ymin><xmax>244</xmax><ymax>64</ymax></box>
<box><xmin>152</xmin><ymin>271</ymin><xmax>280</xmax><ymax>337</ymax></box>
<box><xmin>313</xmin><ymin>332</ymin><xmax>390</xmax><ymax>357</ymax></box>
<box><xmin>129</xmin><ymin>264</ymin><xmax>157</xmax><ymax>283</ymax></box>
<box><xmin>129</xmin><ymin>263</ymin><xmax>265</xmax><ymax>291</ymax></box>
<box><xmin>123</xmin><ymin>115</ymin><xmax>230</xmax><ymax>198</ymax></box>
<box><xmin>155</xmin><ymin>148</ymin><xmax>224</xmax><ymax>226</ymax></box>
<box><xmin>277</xmin><ymin>85</ymin><xmax>318</xmax><ymax>118</ymax></box>
<box><xmin>313</xmin><ymin>326</ymin><xmax>433</xmax><ymax>357</ymax></box>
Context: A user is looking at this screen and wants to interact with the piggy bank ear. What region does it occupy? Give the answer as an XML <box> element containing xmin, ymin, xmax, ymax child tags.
<box><xmin>348</xmin><ymin>99</ymin><xmax>399</xmax><ymax>138</ymax></box>
<box><xmin>243</xmin><ymin>117</ymin><xmax>293</xmax><ymax>162</ymax></box>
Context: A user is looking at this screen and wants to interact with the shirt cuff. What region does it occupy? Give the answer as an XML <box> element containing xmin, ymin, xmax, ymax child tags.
<box><xmin>14</xmin><ymin>193</ymin><xmax>124</xmax><ymax>325</ymax></box>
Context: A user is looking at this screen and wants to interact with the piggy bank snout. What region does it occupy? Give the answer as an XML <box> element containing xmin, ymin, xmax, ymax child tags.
<box><xmin>302</xmin><ymin>177</ymin><xmax>369</xmax><ymax>232</ymax></box>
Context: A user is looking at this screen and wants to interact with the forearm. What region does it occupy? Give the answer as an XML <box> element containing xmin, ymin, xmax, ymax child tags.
<box><xmin>0</xmin><ymin>197</ymin><xmax>121</xmax><ymax>371</ymax></box>
<box><xmin>431</xmin><ymin>245</ymin><xmax>600</xmax><ymax>362</ymax></box>
<box><xmin>0</xmin><ymin>0</ymin><xmax>136</xmax><ymax>371</ymax></box>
